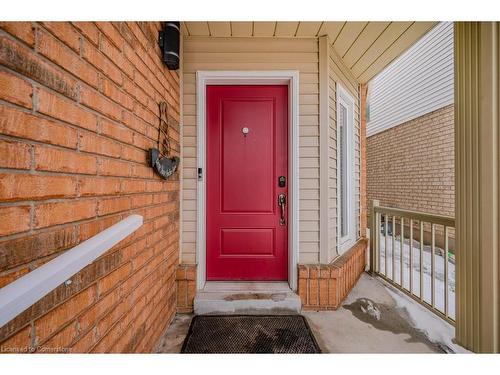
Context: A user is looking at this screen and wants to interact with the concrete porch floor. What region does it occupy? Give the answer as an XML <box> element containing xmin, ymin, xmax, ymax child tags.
<box><xmin>155</xmin><ymin>273</ymin><xmax>469</xmax><ymax>353</ymax></box>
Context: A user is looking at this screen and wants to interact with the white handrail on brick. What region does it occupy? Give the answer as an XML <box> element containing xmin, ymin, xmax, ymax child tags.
<box><xmin>0</xmin><ymin>214</ymin><xmax>143</xmax><ymax>328</ymax></box>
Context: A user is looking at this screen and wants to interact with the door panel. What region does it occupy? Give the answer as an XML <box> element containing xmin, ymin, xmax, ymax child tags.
<box><xmin>221</xmin><ymin>99</ymin><xmax>274</xmax><ymax>213</ymax></box>
<box><xmin>220</xmin><ymin>228</ymin><xmax>275</xmax><ymax>256</ymax></box>
<box><xmin>206</xmin><ymin>85</ymin><xmax>288</xmax><ymax>280</ymax></box>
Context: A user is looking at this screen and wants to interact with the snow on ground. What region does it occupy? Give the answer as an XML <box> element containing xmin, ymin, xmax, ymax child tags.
<box><xmin>378</xmin><ymin>233</ymin><xmax>455</xmax><ymax>320</ymax></box>
<box><xmin>384</xmin><ymin>283</ymin><xmax>470</xmax><ymax>353</ymax></box>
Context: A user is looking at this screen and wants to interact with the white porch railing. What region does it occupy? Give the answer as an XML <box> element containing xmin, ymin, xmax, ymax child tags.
<box><xmin>370</xmin><ymin>200</ymin><xmax>455</xmax><ymax>325</ymax></box>
<box><xmin>0</xmin><ymin>215</ymin><xmax>143</xmax><ymax>328</ymax></box>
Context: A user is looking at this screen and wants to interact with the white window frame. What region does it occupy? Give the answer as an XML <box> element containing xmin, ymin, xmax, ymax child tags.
<box><xmin>336</xmin><ymin>84</ymin><xmax>356</xmax><ymax>254</ymax></box>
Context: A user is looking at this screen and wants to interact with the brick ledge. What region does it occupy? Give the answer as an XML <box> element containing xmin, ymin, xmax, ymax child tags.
<box><xmin>298</xmin><ymin>238</ymin><xmax>368</xmax><ymax>310</ymax></box>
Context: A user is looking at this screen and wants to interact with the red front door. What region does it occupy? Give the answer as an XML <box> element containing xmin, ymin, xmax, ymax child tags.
<box><xmin>206</xmin><ymin>85</ymin><xmax>288</xmax><ymax>280</ymax></box>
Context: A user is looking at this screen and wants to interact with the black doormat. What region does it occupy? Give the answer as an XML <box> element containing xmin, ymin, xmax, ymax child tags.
<box><xmin>181</xmin><ymin>315</ymin><xmax>321</xmax><ymax>354</ymax></box>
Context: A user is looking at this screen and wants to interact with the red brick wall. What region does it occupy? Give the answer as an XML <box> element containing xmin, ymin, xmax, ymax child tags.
<box><xmin>0</xmin><ymin>22</ymin><xmax>180</xmax><ymax>353</ymax></box>
<box><xmin>298</xmin><ymin>239</ymin><xmax>367</xmax><ymax>310</ymax></box>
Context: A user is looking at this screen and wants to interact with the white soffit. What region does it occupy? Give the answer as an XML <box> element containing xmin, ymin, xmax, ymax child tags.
<box><xmin>182</xmin><ymin>21</ymin><xmax>438</xmax><ymax>83</ymax></box>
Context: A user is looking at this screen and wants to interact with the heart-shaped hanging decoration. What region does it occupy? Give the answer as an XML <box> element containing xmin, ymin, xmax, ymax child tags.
<box><xmin>149</xmin><ymin>101</ymin><xmax>180</xmax><ymax>179</ymax></box>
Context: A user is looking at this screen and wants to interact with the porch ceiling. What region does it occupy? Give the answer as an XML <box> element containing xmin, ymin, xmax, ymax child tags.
<box><xmin>182</xmin><ymin>21</ymin><xmax>438</xmax><ymax>83</ymax></box>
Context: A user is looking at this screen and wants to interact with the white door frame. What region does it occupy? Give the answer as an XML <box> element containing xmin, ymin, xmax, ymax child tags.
<box><xmin>195</xmin><ymin>70</ymin><xmax>300</xmax><ymax>291</ymax></box>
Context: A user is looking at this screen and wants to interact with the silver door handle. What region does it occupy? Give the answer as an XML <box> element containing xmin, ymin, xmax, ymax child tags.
<box><xmin>278</xmin><ymin>194</ymin><xmax>286</xmax><ymax>226</ymax></box>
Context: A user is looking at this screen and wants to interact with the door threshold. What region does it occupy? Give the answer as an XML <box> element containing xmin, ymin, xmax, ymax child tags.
<box><xmin>202</xmin><ymin>281</ymin><xmax>291</xmax><ymax>293</ymax></box>
<box><xmin>195</xmin><ymin>282</ymin><xmax>301</xmax><ymax>315</ymax></box>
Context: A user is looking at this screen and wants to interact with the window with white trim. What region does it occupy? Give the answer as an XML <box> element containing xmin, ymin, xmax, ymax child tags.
<box><xmin>337</xmin><ymin>84</ymin><xmax>356</xmax><ymax>254</ymax></box>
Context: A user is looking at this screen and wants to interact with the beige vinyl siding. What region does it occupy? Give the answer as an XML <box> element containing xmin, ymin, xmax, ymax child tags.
<box><xmin>181</xmin><ymin>36</ymin><xmax>320</xmax><ymax>264</ymax></box>
<box><xmin>328</xmin><ymin>44</ymin><xmax>361</xmax><ymax>261</ymax></box>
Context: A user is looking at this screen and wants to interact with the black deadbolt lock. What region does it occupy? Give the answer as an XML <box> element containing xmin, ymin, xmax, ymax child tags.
<box><xmin>278</xmin><ymin>176</ymin><xmax>286</xmax><ymax>188</ymax></box>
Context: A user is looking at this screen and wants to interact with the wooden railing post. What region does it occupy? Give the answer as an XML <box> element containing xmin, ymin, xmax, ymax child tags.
<box><xmin>370</xmin><ymin>199</ymin><xmax>380</xmax><ymax>275</ymax></box>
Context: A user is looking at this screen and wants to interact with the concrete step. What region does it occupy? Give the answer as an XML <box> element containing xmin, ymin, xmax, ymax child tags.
<box><xmin>194</xmin><ymin>282</ymin><xmax>302</xmax><ymax>315</ymax></box>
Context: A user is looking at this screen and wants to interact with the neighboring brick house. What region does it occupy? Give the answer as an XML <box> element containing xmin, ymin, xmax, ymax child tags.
<box><xmin>366</xmin><ymin>22</ymin><xmax>454</xmax><ymax>223</ymax></box>
<box><xmin>0</xmin><ymin>22</ymin><xmax>180</xmax><ymax>352</ymax></box>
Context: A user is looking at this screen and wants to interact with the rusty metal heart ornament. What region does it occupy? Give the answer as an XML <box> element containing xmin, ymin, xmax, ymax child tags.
<box><xmin>149</xmin><ymin>101</ymin><xmax>180</xmax><ymax>180</ymax></box>
<box><xmin>150</xmin><ymin>148</ymin><xmax>180</xmax><ymax>179</ymax></box>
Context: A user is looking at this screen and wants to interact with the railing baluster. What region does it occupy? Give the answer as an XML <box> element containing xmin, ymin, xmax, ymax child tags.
<box><xmin>370</xmin><ymin>200</ymin><xmax>380</xmax><ymax>275</ymax></box>
<box><xmin>376</xmin><ymin>210</ymin><xmax>380</xmax><ymax>273</ymax></box>
<box><xmin>431</xmin><ymin>224</ymin><xmax>436</xmax><ymax>308</ymax></box>
<box><xmin>409</xmin><ymin>219</ymin><xmax>413</xmax><ymax>295</ymax></box>
<box><xmin>370</xmin><ymin>203</ymin><xmax>455</xmax><ymax>325</ymax></box>
<box><xmin>444</xmin><ymin>226</ymin><xmax>449</xmax><ymax>317</ymax></box>
<box><xmin>400</xmin><ymin>217</ymin><xmax>404</xmax><ymax>287</ymax></box>
<box><xmin>384</xmin><ymin>214</ymin><xmax>388</xmax><ymax>276</ymax></box>
<box><xmin>420</xmin><ymin>221</ymin><xmax>424</xmax><ymax>301</ymax></box>
<box><xmin>384</xmin><ymin>214</ymin><xmax>387</xmax><ymax>276</ymax></box>
<box><xmin>392</xmin><ymin>215</ymin><xmax>396</xmax><ymax>281</ymax></box>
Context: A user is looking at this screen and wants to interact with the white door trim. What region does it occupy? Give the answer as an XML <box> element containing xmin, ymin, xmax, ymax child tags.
<box><xmin>195</xmin><ymin>70</ymin><xmax>300</xmax><ymax>291</ymax></box>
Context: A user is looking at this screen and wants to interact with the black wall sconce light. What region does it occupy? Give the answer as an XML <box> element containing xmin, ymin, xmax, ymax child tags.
<box><xmin>159</xmin><ymin>22</ymin><xmax>180</xmax><ymax>70</ymax></box>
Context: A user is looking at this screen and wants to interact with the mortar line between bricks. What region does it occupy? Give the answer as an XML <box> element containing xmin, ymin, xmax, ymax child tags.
<box><xmin>0</xmin><ymin>261</ymin><xmax>34</xmax><ymax>277</ymax></box>
<box><xmin>0</xmin><ymin>27</ymin><xmax>36</xmax><ymax>49</ymax></box>
<box><xmin>0</xmin><ymin>142</ymin><xmax>173</xmax><ymax>178</ymax></box>
<box><xmin>0</xmin><ymin>168</ymin><xmax>178</xmax><ymax>190</ymax></box>
<box><xmin>0</xmin><ymin>97</ymin><xmax>162</xmax><ymax>154</ymax></box>
<box><xmin>0</xmin><ymin>201</ymin><xmax>177</xmax><ymax>245</ymax></box>
<box><xmin>0</xmin><ymin>195</ymin><xmax>98</xmax><ymax>208</ymax></box>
